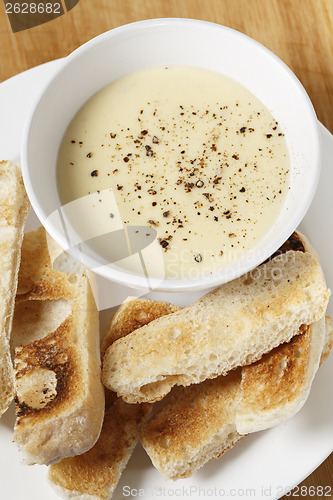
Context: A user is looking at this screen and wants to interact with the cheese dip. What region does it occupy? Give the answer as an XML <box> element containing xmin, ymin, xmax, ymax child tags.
<box><xmin>57</xmin><ymin>65</ymin><xmax>289</xmax><ymax>279</ymax></box>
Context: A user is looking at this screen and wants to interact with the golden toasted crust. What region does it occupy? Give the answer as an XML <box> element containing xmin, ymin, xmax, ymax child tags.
<box><xmin>140</xmin><ymin>369</ymin><xmax>243</xmax><ymax>480</ymax></box>
<box><xmin>103</xmin><ymin>244</ymin><xmax>330</xmax><ymax>403</ymax></box>
<box><xmin>15</xmin><ymin>317</ymin><xmax>81</xmax><ymax>421</ymax></box>
<box><xmin>48</xmin><ymin>398</ymin><xmax>151</xmax><ymax>499</ymax></box>
<box><xmin>241</xmin><ymin>325</ymin><xmax>311</xmax><ymax>405</ymax></box>
<box><xmin>140</xmin><ymin>232</ymin><xmax>328</xmax><ymax>476</ymax></box>
<box><xmin>237</xmin><ymin>327</ymin><xmax>307</xmax><ymax>423</ymax></box>
<box><xmin>0</xmin><ymin>160</ymin><xmax>30</xmax><ymax>227</ymax></box>
<box><xmin>49</xmin><ymin>297</ymin><xmax>179</xmax><ymax>499</ymax></box>
<box><xmin>0</xmin><ymin>161</ymin><xmax>30</xmax><ymax>418</ymax></box>
<box><xmin>101</xmin><ymin>297</ymin><xmax>181</xmax><ymax>357</ymax></box>
<box><xmin>13</xmin><ymin>227</ymin><xmax>104</xmax><ymax>465</ymax></box>
<box><xmin>16</xmin><ymin>226</ymin><xmax>75</xmax><ymax>301</ymax></box>
<box><xmin>236</xmin><ymin>315</ymin><xmax>326</xmax><ymax>434</ymax></box>
<box><xmin>234</xmin><ymin>231</ymin><xmax>328</xmax><ymax>434</ymax></box>
<box><xmin>0</xmin><ymin>340</ymin><xmax>15</xmax><ymax>418</ymax></box>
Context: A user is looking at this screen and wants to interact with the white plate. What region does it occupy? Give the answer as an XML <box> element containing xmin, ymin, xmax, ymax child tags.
<box><xmin>0</xmin><ymin>61</ymin><xmax>332</xmax><ymax>500</ymax></box>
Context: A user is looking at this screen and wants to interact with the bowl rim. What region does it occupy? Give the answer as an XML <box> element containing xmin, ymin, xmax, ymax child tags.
<box><xmin>21</xmin><ymin>18</ymin><xmax>321</xmax><ymax>292</ymax></box>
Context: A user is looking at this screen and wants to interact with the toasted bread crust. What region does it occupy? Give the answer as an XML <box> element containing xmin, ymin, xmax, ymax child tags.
<box><xmin>49</xmin><ymin>297</ymin><xmax>180</xmax><ymax>499</ymax></box>
<box><xmin>101</xmin><ymin>297</ymin><xmax>181</xmax><ymax>357</ymax></box>
<box><xmin>102</xmin><ymin>235</ymin><xmax>330</xmax><ymax>403</ymax></box>
<box><xmin>48</xmin><ymin>398</ymin><xmax>150</xmax><ymax>499</ymax></box>
<box><xmin>16</xmin><ymin>227</ymin><xmax>76</xmax><ymax>301</ymax></box>
<box><xmin>13</xmin><ymin>228</ymin><xmax>104</xmax><ymax>465</ymax></box>
<box><xmin>15</xmin><ymin>317</ymin><xmax>80</xmax><ymax>421</ymax></box>
<box><xmin>235</xmin><ymin>317</ymin><xmax>326</xmax><ymax>434</ymax></box>
<box><xmin>141</xmin><ymin>369</ymin><xmax>243</xmax><ymax>480</ymax></box>
<box><xmin>240</xmin><ymin>324</ymin><xmax>312</xmax><ymax>407</ymax></box>
<box><xmin>0</xmin><ymin>161</ymin><xmax>30</xmax><ymax>418</ymax></box>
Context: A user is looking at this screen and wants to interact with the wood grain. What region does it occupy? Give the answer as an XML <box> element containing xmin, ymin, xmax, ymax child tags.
<box><xmin>0</xmin><ymin>0</ymin><xmax>332</xmax><ymax>497</ymax></box>
<box><xmin>2</xmin><ymin>0</ymin><xmax>333</xmax><ymax>132</ymax></box>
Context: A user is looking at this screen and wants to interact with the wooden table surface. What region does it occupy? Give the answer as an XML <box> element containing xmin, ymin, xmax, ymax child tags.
<box><xmin>0</xmin><ymin>0</ymin><xmax>332</xmax><ymax>498</ymax></box>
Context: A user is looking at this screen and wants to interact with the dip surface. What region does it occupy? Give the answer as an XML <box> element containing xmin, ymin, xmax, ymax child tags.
<box><xmin>57</xmin><ymin>65</ymin><xmax>289</xmax><ymax>279</ymax></box>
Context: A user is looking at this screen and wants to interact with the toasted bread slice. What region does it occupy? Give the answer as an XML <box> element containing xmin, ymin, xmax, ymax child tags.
<box><xmin>12</xmin><ymin>227</ymin><xmax>104</xmax><ymax>465</ymax></box>
<box><xmin>0</xmin><ymin>161</ymin><xmax>30</xmax><ymax>418</ymax></box>
<box><xmin>48</xmin><ymin>392</ymin><xmax>150</xmax><ymax>500</ymax></box>
<box><xmin>141</xmin><ymin>369</ymin><xmax>243</xmax><ymax>480</ymax></box>
<box><xmin>102</xmin><ymin>236</ymin><xmax>330</xmax><ymax>403</ymax></box>
<box><xmin>101</xmin><ymin>296</ymin><xmax>180</xmax><ymax>357</ymax></box>
<box><xmin>48</xmin><ymin>297</ymin><xmax>179</xmax><ymax>499</ymax></box>
<box><xmin>140</xmin><ymin>315</ymin><xmax>331</xmax><ymax>479</ymax></box>
<box><xmin>235</xmin><ymin>232</ymin><xmax>331</xmax><ymax>434</ymax></box>
<box><xmin>235</xmin><ymin>316</ymin><xmax>326</xmax><ymax>434</ymax></box>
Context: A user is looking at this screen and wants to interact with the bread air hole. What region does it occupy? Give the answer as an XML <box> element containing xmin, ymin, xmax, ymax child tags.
<box><xmin>53</xmin><ymin>253</ymin><xmax>84</xmax><ymax>274</ymax></box>
<box><xmin>294</xmin><ymin>347</ymin><xmax>302</xmax><ymax>358</ymax></box>
<box><xmin>16</xmin><ymin>367</ymin><xmax>57</xmax><ymax>409</ymax></box>
<box><xmin>11</xmin><ymin>299</ymin><xmax>71</xmax><ymax>353</ymax></box>
<box><xmin>159</xmin><ymin>437</ymin><xmax>170</xmax><ymax>449</ymax></box>
<box><xmin>67</xmin><ymin>274</ymin><xmax>78</xmax><ymax>285</ymax></box>
<box><xmin>277</xmin><ymin>358</ymin><xmax>288</xmax><ymax>376</ymax></box>
<box><xmin>227</xmin><ymin>431</ymin><xmax>238</xmax><ymax>442</ymax></box>
<box><xmin>168</xmin><ymin>328</ymin><xmax>181</xmax><ymax>340</ymax></box>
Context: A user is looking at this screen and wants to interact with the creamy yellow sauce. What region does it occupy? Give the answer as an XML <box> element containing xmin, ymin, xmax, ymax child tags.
<box><xmin>57</xmin><ymin>65</ymin><xmax>289</xmax><ymax>279</ymax></box>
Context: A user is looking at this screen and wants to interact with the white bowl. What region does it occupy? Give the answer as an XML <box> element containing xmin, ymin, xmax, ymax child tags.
<box><xmin>21</xmin><ymin>18</ymin><xmax>320</xmax><ymax>292</ymax></box>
